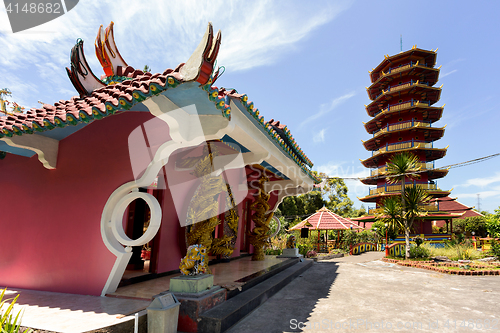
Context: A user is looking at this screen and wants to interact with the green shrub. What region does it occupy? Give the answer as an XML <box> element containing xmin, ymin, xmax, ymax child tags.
<box><xmin>422</xmin><ymin>243</ymin><xmax>484</xmax><ymax>261</ymax></box>
<box><xmin>264</xmin><ymin>248</ymin><xmax>282</xmax><ymax>255</ymax></box>
<box><xmin>0</xmin><ymin>288</ymin><xmax>31</xmax><ymax>333</ymax></box>
<box><xmin>409</xmin><ymin>245</ymin><xmax>430</xmax><ymax>258</ymax></box>
<box><xmin>486</xmin><ymin>219</ymin><xmax>500</xmax><ymax>238</ymax></box>
<box><xmin>412</xmin><ymin>236</ymin><xmax>425</xmax><ymax>247</ymax></box>
<box><xmin>297</xmin><ymin>244</ymin><xmax>312</xmax><ymax>256</ymax></box>
<box><xmin>490</xmin><ymin>239</ymin><xmax>500</xmax><ymax>258</ymax></box>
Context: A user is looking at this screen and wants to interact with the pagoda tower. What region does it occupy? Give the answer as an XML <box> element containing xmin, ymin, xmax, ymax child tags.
<box><xmin>359</xmin><ymin>46</ymin><xmax>451</xmax><ymax>234</ymax></box>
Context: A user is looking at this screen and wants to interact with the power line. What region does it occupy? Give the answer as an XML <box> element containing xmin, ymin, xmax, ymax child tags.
<box><xmin>319</xmin><ymin>152</ymin><xmax>500</xmax><ymax>181</ymax></box>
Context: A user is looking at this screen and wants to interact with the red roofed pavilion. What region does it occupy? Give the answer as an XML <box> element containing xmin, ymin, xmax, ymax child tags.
<box><xmin>291</xmin><ymin>206</ymin><xmax>363</xmax><ymax>231</ymax></box>
<box><xmin>291</xmin><ymin>206</ymin><xmax>362</xmax><ymax>251</ymax></box>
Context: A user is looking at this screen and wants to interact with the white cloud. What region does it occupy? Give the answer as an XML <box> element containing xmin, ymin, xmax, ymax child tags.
<box><xmin>315</xmin><ymin>160</ymin><xmax>372</xmax><ymax>199</ymax></box>
<box><xmin>316</xmin><ymin>161</ymin><xmax>368</xmax><ymax>178</ymax></box>
<box><xmin>440</xmin><ymin>69</ymin><xmax>457</xmax><ymax>78</ymax></box>
<box><xmin>455</xmin><ymin>172</ymin><xmax>500</xmax><ymax>188</ymax></box>
<box><xmin>313</xmin><ymin>129</ymin><xmax>326</xmax><ymax>143</ymax></box>
<box><xmin>300</xmin><ymin>92</ymin><xmax>355</xmax><ymax>128</ymax></box>
<box><xmin>452</xmin><ymin>173</ymin><xmax>500</xmax><ymax>209</ymax></box>
<box><xmin>0</xmin><ymin>0</ymin><xmax>352</xmax><ymax>109</ymax></box>
<box><xmin>443</xmin><ymin>58</ymin><xmax>465</xmax><ymax>68</ymax></box>
<box><xmin>453</xmin><ymin>189</ymin><xmax>500</xmax><ymax>200</ymax></box>
<box><xmin>437</xmin><ymin>58</ymin><xmax>464</xmax><ymax>80</ymax></box>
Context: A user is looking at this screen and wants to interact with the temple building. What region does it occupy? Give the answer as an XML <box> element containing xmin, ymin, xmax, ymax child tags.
<box><xmin>355</xmin><ymin>47</ymin><xmax>463</xmax><ymax>235</ymax></box>
<box><xmin>0</xmin><ymin>23</ymin><xmax>318</xmax><ymax>297</ymax></box>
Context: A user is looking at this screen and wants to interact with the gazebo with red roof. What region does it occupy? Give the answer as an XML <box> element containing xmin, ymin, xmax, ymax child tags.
<box><xmin>291</xmin><ymin>206</ymin><xmax>363</xmax><ymax>251</ymax></box>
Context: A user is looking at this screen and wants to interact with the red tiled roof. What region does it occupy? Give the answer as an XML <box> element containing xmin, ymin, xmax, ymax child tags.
<box><xmin>0</xmin><ymin>23</ymin><xmax>318</xmax><ymax>183</ymax></box>
<box><xmin>291</xmin><ymin>206</ymin><xmax>363</xmax><ymax>230</ymax></box>
<box><xmin>435</xmin><ymin>197</ymin><xmax>483</xmax><ymax>219</ymax></box>
<box><xmin>0</xmin><ymin>66</ymin><xmax>188</xmax><ymax>136</ymax></box>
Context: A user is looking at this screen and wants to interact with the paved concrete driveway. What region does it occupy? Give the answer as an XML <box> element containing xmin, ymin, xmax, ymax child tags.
<box><xmin>227</xmin><ymin>252</ymin><xmax>500</xmax><ymax>332</ymax></box>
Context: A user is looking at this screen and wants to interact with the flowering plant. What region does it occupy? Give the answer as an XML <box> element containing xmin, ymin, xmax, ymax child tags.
<box><xmin>306</xmin><ymin>250</ymin><xmax>317</xmax><ymax>258</ymax></box>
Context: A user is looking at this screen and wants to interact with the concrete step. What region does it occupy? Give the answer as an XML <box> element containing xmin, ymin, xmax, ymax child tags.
<box><xmin>226</xmin><ymin>256</ymin><xmax>302</xmax><ymax>299</ymax></box>
<box><xmin>198</xmin><ymin>259</ymin><xmax>313</xmax><ymax>333</ymax></box>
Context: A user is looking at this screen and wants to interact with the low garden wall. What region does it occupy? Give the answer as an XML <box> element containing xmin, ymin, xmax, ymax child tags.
<box><xmin>383</xmin><ymin>258</ymin><xmax>500</xmax><ymax>276</ymax></box>
<box><xmin>350</xmin><ymin>242</ymin><xmax>377</xmax><ymax>255</ymax></box>
<box><xmin>386</xmin><ymin>243</ymin><xmax>406</xmax><ymax>257</ymax></box>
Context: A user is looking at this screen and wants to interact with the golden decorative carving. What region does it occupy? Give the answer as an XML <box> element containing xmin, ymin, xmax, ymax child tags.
<box><xmin>248</xmin><ymin>171</ymin><xmax>273</xmax><ymax>261</ymax></box>
<box><xmin>185</xmin><ymin>142</ymin><xmax>239</xmax><ymax>258</ymax></box>
<box><xmin>286</xmin><ymin>235</ymin><xmax>296</xmax><ymax>249</ymax></box>
<box><xmin>179</xmin><ymin>244</ymin><xmax>209</xmax><ymax>275</ymax></box>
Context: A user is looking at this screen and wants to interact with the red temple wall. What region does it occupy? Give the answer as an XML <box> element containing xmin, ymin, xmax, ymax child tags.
<box><xmin>0</xmin><ymin>111</ymin><xmax>159</xmax><ymax>295</ymax></box>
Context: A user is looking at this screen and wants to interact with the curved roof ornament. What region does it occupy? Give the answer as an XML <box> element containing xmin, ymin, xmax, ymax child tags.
<box><xmin>66</xmin><ymin>22</ymin><xmax>221</xmax><ymax>96</ymax></box>
<box><xmin>95</xmin><ymin>22</ymin><xmax>128</xmax><ymax>77</ymax></box>
<box><xmin>66</xmin><ymin>38</ymin><xmax>106</xmax><ymax>97</ymax></box>
<box><xmin>180</xmin><ymin>22</ymin><xmax>221</xmax><ymax>85</ymax></box>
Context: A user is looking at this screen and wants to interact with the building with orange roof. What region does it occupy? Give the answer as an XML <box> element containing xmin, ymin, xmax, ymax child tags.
<box><xmin>0</xmin><ymin>23</ymin><xmax>318</xmax><ymax>298</ymax></box>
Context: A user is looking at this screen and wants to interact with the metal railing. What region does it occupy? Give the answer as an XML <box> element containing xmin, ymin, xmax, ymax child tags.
<box><xmin>384</xmin><ymin>61</ymin><xmax>428</xmax><ymax>75</ymax></box>
<box><xmin>372</xmin><ymin>99</ymin><xmax>431</xmax><ymax>117</ymax></box>
<box><xmin>370</xmin><ymin>162</ymin><xmax>435</xmax><ymax>177</ymax></box>
<box><xmin>368</xmin><ymin>182</ymin><xmax>439</xmax><ymax>196</ymax></box>
<box><xmin>372</xmin><ymin>140</ymin><xmax>433</xmax><ymax>157</ymax></box>
<box><xmin>374</xmin><ymin>80</ymin><xmax>430</xmax><ymax>99</ymax></box>
<box><xmin>373</xmin><ymin>119</ymin><xmax>431</xmax><ymax>137</ymax></box>
<box><xmin>367</xmin><ymin>202</ymin><xmax>438</xmax><ymax>214</ymax></box>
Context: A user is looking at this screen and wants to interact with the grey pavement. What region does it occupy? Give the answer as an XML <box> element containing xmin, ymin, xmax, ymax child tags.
<box><xmin>227</xmin><ymin>252</ymin><xmax>500</xmax><ymax>333</ymax></box>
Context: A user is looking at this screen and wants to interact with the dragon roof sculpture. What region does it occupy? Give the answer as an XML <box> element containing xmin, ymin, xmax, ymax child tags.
<box><xmin>0</xmin><ymin>22</ymin><xmax>317</xmax><ymax>181</ymax></box>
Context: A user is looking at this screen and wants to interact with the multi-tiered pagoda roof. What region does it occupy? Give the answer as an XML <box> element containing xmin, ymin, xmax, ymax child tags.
<box><xmin>359</xmin><ymin>47</ymin><xmax>451</xmax><ymax>204</ymax></box>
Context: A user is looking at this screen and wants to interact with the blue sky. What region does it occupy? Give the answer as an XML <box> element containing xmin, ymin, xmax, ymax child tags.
<box><xmin>1</xmin><ymin>0</ymin><xmax>499</xmax><ymax>213</ymax></box>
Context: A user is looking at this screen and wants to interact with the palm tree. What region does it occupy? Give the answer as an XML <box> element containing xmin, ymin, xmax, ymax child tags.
<box><xmin>377</xmin><ymin>196</ymin><xmax>403</xmax><ymax>231</ymax></box>
<box><xmin>403</xmin><ymin>186</ymin><xmax>432</xmax><ymax>258</ymax></box>
<box><xmin>384</xmin><ymin>152</ymin><xmax>421</xmax><ymax>208</ymax></box>
<box><xmin>384</xmin><ymin>152</ymin><xmax>421</xmax><ymax>258</ymax></box>
<box><xmin>376</xmin><ymin>196</ymin><xmax>403</xmax><ymax>248</ymax></box>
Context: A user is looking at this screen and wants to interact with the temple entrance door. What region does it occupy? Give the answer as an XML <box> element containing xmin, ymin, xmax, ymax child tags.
<box><xmin>240</xmin><ymin>201</ymin><xmax>252</xmax><ymax>253</ymax></box>
<box><xmin>122</xmin><ymin>187</ymin><xmax>164</xmax><ymax>279</ymax></box>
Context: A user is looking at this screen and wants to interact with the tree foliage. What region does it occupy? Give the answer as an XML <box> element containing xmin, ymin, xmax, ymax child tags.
<box><xmin>486</xmin><ymin>206</ymin><xmax>500</xmax><ymax>237</ymax></box>
<box><xmin>453</xmin><ymin>216</ymin><xmax>488</xmax><ymax>237</ymax></box>
<box><xmin>371</xmin><ymin>220</ymin><xmax>398</xmax><ymax>241</ymax></box>
<box><xmin>318</xmin><ymin>172</ymin><xmax>354</xmax><ymax>216</ymax></box>
<box><xmin>382</xmin><ymin>152</ymin><xmax>427</xmax><ymax>259</ymax></box>
<box><xmin>278</xmin><ymin>172</ymin><xmax>354</xmax><ymax>221</ymax></box>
